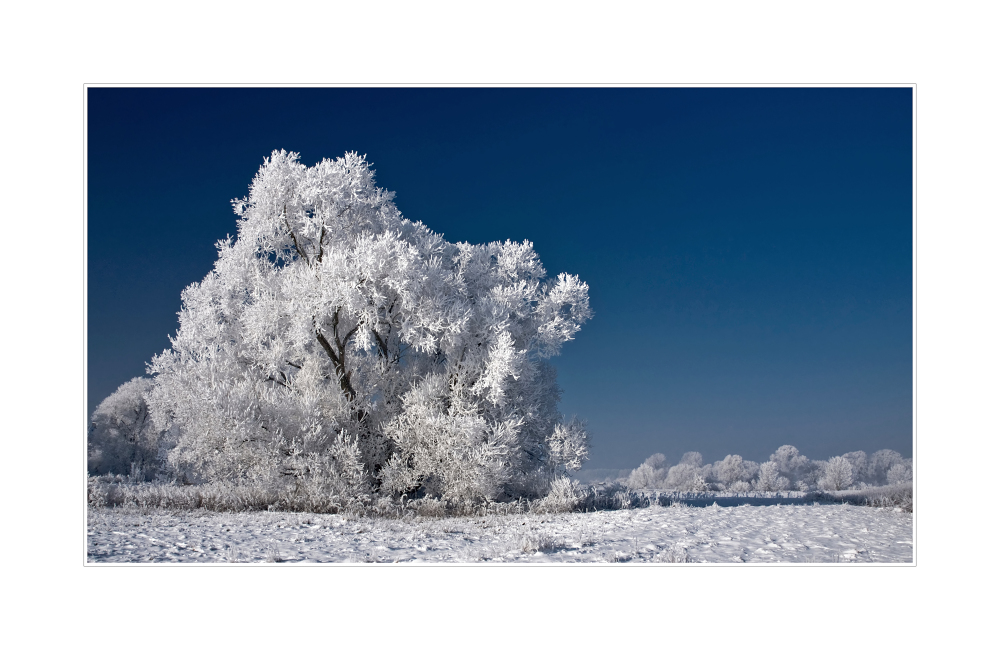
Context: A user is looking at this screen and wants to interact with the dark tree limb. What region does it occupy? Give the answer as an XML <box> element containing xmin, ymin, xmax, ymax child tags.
<box><xmin>284</xmin><ymin>205</ymin><xmax>308</xmax><ymax>262</ymax></box>
<box><xmin>316</xmin><ymin>224</ymin><xmax>327</xmax><ymax>263</ymax></box>
<box><xmin>316</xmin><ymin>327</ymin><xmax>357</xmax><ymax>401</ymax></box>
<box><xmin>372</xmin><ymin>328</ymin><xmax>389</xmax><ymax>359</ymax></box>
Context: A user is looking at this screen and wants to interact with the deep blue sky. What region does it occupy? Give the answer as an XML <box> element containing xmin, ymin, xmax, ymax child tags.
<box><xmin>87</xmin><ymin>87</ymin><xmax>913</xmax><ymax>470</ymax></box>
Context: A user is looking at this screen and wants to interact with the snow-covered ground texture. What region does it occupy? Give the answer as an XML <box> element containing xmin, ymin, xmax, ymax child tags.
<box><xmin>87</xmin><ymin>502</ymin><xmax>912</xmax><ymax>564</ymax></box>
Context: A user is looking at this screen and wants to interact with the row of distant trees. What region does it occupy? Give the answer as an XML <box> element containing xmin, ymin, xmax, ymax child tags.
<box><xmin>624</xmin><ymin>446</ymin><xmax>912</xmax><ymax>493</ymax></box>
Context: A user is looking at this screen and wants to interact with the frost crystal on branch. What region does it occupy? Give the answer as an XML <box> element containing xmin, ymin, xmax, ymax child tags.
<box><xmin>145</xmin><ymin>150</ymin><xmax>592</xmax><ymax>503</ymax></box>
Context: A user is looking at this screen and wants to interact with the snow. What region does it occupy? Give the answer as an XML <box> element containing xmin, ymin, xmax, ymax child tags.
<box><xmin>87</xmin><ymin>502</ymin><xmax>912</xmax><ymax>563</ymax></box>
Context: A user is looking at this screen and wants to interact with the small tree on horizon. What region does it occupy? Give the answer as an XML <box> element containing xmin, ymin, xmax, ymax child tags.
<box><xmin>820</xmin><ymin>456</ymin><xmax>855</xmax><ymax>491</ymax></box>
<box><xmin>753</xmin><ymin>461</ymin><xmax>790</xmax><ymax>492</ymax></box>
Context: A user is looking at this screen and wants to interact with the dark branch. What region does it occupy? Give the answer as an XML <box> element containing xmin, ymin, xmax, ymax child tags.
<box><xmin>316</xmin><ymin>328</ymin><xmax>357</xmax><ymax>401</ymax></box>
<box><xmin>372</xmin><ymin>328</ymin><xmax>389</xmax><ymax>359</ymax></box>
<box><xmin>265</xmin><ymin>375</ymin><xmax>293</xmax><ymax>391</ymax></box>
<box><xmin>283</xmin><ymin>205</ymin><xmax>308</xmax><ymax>262</ymax></box>
<box><xmin>316</xmin><ymin>224</ymin><xmax>327</xmax><ymax>264</ymax></box>
<box><xmin>343</xmin><ymin>323</ymin><xmax>360</xmax><ymax>345</ymax></box>
<box><xmin>316</xmin><ymin>330</ymin><xmax>340</xmax><ymax>367</ymax></box>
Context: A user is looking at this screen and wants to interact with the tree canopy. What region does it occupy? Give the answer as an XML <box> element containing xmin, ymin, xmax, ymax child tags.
<box><xmin>144</xmin><ymin>151</ymin><xmax>592</xmax><ymax>505</ymax></box>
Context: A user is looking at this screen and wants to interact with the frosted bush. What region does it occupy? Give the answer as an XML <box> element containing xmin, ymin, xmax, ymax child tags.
<box><xmin>534</xmin><ymin>476</ymin><xmax>585</xmax><ymax>513</ymax></box>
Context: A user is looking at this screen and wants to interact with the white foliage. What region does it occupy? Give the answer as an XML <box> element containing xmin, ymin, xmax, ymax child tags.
<box><xmin>663</xmin><ymin>463</ymin><xmax>709</xmax><ymax>491</ymax></box>
<box><xmin>89</xmin><ymin>377</ymin><xmax>172</xmax><ymax>480</ymax></box>
<box><xmin>887</xmin><ymin>461</ymin><xmax>912</xmax><ymax>485</ymax></box>
<box><xmin>619</xmin><ymin>446</ymin><xmax>910</xmax><ymax>496</ymax></box>
<box><xmin>868</xmin><ymin>449</ymin><xmax>904</xmax><ymax>485</ymax></box>
<box><xmin>146</xmin><ymin>151</ymin><xmax>592</xmax><ymax>503</ymax></box>
<box><xmin>626</xmin><ymin>453</ymin><xmax>671</xmax><ymax>489</ymax></box>
<box><xmin>713</xmin><ymin>454</ymin><xmax>759</xmax><ymax>489</ymax></box>
<box><xmin>547</xmin><ymin>418</ymin><xmax>590</xmax><ymax>475</ymax></box>
<box><xmin>769</xmin><ymin>445</ymin><xmax>813</xmax><ymax>486</ymax></box>
<box><xmin>728</xmin><ymin>480</ymin><xmax>753</xmax><ymax>493</ymax></box>
<box><xmin>644</xmin><ymin>453</ymin><xmax>668</xmax><ymax>470</ymax></box>
<box><xmin>625</xmin><ymin>452</ymin><xmax>709</xmax><ymax>491</ymax></box>
<box><xmin>626</xmin><ymin>462</ymin><xmax>665</xmax><ymax>490</ymax></box>
<box><xmin>752</xmin><ymin>461</ymin><xmax>790</xmax><ymax>492</ymax></box>
<box><xmin>679</xmin><ymin>451</ymin><xmax>703</xmax><ymax>467</ymax></box>
<box><xmin>841</xmin><ymin>451</ymin><xmax>869</xmax><ymax>484</ymax></box>
<box><xmin>535</xmin><ymin>476</ymin><xmax>585</xmax><ymax>513</ymax></box>
<box><xmin>820</xmin><ymin>456</ymin><xmax>855</xmax><ymax>491</ymax></box>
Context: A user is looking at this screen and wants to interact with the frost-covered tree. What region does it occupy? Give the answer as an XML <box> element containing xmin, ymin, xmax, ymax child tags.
<box><xmin>819</xmin><ymin>456</ymin><xmax>854</xmax><ymax>491</ymax></box>
<box><xmin>89</xmin><ymin>377</ymin><xmax>171</xmax><ymax>480</ymax></box>
<box><xmin>626</xmin><ymin>453</ymin><xmax>668</xmax><ymax>490</ymax></box>
<box><xmin>656</xmin><ymin>451</ymin><xmax>706</xmax><ymax>491</ymax></box>
<box><xmin>679</xmin><ymin>451</ymin><xmax>703</xmax><ymax>467</ymax></box>
<box><xmin>752</xmin><ymin>461</ymin><xmax>790</xmax><ymax>492</ymax></box>
<box><xmin>712</xmin><ymin>454</ymin><xmax>759</xmax><ymax>490</ymax></box>
<box><xmin>887</xmin><ymin>461</ymin><xmax>912</xmax><ymax>485</ymax></box>
<box><xmin>769</xmin><ymin>445</ymin><xmax>813</xmax><ymax>488</ymax></box>
<box><xmin>841</xmin><ymin>451</ymin><xmax>869</xmax><ymax>485</ymax></box>
<box><xmin>146</xmin><ymin>151</ymin><xmax>592</xmax><ymax>504</ymax></box>
<box><xmin>868</xmin><ymin>449</ymin><xmax>904</xmax><ymax>485</ymax></box>
<box><xmin>664</xmin><ymin>463</ymin><xmax>709</xmax><ymax>491</ymax></box>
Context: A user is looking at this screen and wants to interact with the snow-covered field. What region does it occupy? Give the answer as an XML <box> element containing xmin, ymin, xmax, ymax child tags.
<box><xmin>87</xmin><ymin>502</ymin><xmax>912</xmax><ymax>563</ymax></box>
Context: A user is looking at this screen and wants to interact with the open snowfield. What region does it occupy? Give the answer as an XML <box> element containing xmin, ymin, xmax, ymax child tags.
<box><xmin>87</xmin><ymin>502</ymin><xmax>912</xmax><ymax>563</ymax></box>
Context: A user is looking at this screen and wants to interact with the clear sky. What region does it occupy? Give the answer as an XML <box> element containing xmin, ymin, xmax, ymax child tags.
<box><xmin>87</xmin><ymin>87</ymin><xmax>913</xmax><ymax>470</ymax></box>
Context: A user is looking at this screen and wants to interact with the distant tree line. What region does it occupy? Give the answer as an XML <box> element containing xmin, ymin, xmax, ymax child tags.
<box><xmin>623</xmin><ymin>446</ymin><xmax>912</xmax><ymax>493</ymax></box>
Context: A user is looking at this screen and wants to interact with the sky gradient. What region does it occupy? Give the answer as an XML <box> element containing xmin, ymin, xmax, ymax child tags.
<box><xmin>87</xmin><ymin>87</ymin><xmax>913</xmax><ymax>470</ymax></box>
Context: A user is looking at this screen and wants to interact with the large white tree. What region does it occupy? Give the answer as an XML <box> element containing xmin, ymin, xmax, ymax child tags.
<box><xmin>146</xmin><ymin>151</ymin><xmax>592</xmax><ymax>504</ymax></box>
